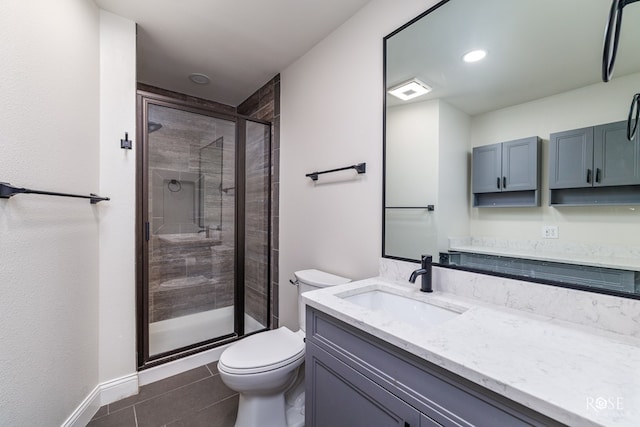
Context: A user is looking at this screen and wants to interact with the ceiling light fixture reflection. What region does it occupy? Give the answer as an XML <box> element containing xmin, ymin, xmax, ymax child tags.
<box><xmin>188</xmin><ymin>73</ymin><xmax>211</xmax><ymax>85</ymax></box>
<box><xmin>388</xmin><ymin>78</ymin><xmax>432</xmax><ymax>101</ymax></box>
<box><xmin>462</xmin><ymin>49</ymin><xmax>487</xmax><ymax>63</ymax></box>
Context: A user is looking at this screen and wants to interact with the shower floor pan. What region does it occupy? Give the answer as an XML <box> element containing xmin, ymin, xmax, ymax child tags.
<box><xmin>149</xmin><ymin>306</ymin><xmax>265</xmax><ymax>356</ymax></box>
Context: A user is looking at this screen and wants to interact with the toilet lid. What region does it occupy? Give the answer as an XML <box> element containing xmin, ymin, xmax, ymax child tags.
<box><xmin>219</xmin><ymin>327</ymin><xmax>305</xmax><ymax>374</ymax></box>
<box><xmin>294</xmin><ymin>269</ymin><xmax>351</xmax><ymax>288</ymax></box>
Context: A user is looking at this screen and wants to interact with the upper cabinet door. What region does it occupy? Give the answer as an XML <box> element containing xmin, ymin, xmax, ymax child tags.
<box><xmin>593</xmin><ymin>121</ymin><xmax>640</xmax><ymax>187</ymax></box>
<box><xmin>472</xmin><ymin>143</ymin><xmax>502</xmax><ymax>193</ymax></box>
<box><xmin>549</xmin><ymin>127</ymin><xmax>594</xmax><ymax>189</ymax></box>
<box><xmin>502</xmin><ymin>137</ymin><xmax>540</xmax><ymax>192</ymax></box>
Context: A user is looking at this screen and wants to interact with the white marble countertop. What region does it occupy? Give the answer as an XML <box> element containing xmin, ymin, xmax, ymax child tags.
<box><xmin>302</xmin><ymin>277</ymin><xmax>640</xmax><ymax>427</ymax></box>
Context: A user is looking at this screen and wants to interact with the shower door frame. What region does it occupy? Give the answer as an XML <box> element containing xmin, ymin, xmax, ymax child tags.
<box><xmin>136</xmin><ymin>90</ymin><xmax>272</xmax><ymax>369</ymax></box>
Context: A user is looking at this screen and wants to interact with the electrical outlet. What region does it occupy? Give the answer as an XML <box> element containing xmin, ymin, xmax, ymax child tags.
<box><xmin>542</xmin><ymin>225</ymin><xmax>559</xmax><ymax>239</ymax></box>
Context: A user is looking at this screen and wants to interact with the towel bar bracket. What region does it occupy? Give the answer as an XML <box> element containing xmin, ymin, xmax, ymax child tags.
<box><xmin>121</xmin><ymin>132</ymin><xmax>132</xmax><ymax>150</ymax></box>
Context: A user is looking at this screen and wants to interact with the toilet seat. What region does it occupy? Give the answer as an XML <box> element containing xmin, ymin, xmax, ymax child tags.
<box><xmin>219</xmin><ymin>327</ymin><xmax>305</xmax><ymax>375</ymax></box>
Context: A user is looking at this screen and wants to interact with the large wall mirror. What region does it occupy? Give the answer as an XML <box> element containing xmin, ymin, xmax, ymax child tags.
<box><xmin>383</xmin><ymin>0</ymin><xmax>640</xmax><ymax>297</ymax></box>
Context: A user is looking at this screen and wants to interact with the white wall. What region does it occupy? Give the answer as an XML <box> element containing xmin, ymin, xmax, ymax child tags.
<box><xmin>437</xmin><ymin>100</ymin><xmax>471</xmax><ymax>250</ymax></box>
<box><xmin>385</xmin><ymin>100</ymin><xmax>439</xmax><ymax>258</ymax></box>
<box><xmin>384</xmin><ymin>99</ymin><xmax>470</xmax><ymax>259</ymax></box>
<box><xmin>98</xmin><ymin>10</ymin><xmax>137</xmax><ymax>386</ymax></box>
<box><xmin>469</xmin><ymin>72</ymin><xmax>640</xmax><ymax>246</ymax></box>
<box><xmin>280</xmin><ymin>0</ymin><xmax>439</xmax><ymax>329</ymax></box>
<box><xmin>386</xmin><ymin>100</ymin><xmax>439</xmax><ymax>206</ymax></box>
<box><xmin>0</xmin><ymin>0</ymin><xmax>100</xmax><ymax>425</ymax></box>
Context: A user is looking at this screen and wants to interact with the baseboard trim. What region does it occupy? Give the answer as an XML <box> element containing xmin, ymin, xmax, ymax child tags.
<box><xmin>62</xmin><ymin>345</ymin><xmax>229</xmax><ymax>426</ymax></box>
<box><xmin>61</xmin><ymin>384</ymin><xmax>101</xmax><ymax>427</ymax></box>
<box><xmin>61</xmin><ymin>373</ymin><xmax>138</xmax><ymax>427</ymax></box>
<box><xmin>138</xmin><ymin>343</ymin><xmax>229</xmax><ymax>386</ymax></box>
<box><xmin>99</xmin><ymin>373</ymin><xmax>139</xmax><ymax>406</ymax></box>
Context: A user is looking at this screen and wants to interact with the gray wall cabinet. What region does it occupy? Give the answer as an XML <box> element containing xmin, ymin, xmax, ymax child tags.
<box><xmin>548</xmin><ymin>126</ymin><xmax>594</xmax><ymax>189</ymax></box>
<box><xmin>549</xmin><ymin>120</ymin><xmax>640</xmax><ymax>205</ymax></box>
<box><xmin>305</xmin><ymin>307</ymin><xmax>566</xmax><ymax>427</ymax></box>
<box><xmin>472</xmin><ymin>137</ymin><xmax>541</xmax><ymax>207</ymax></box>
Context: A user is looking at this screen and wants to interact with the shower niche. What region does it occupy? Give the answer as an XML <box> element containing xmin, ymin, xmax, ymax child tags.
<box><xmin>138</xmin><ymin>91</ymin><xmax>271</xmax><ymax>366</ymax></box>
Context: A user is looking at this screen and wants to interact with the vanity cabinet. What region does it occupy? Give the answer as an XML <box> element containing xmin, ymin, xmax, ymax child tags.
<box><xmin>305</xmin><ymin>307</ymin><xmax>565</xmax><ymax>427</ymax></box>
<box><xmin>472</xmin><ymin>136</ymin><xmax>541</xmax><ymax>207</ymax></box>
<box><xmin>549</xmin><ymin>120</ymin><xmax>640</xmax><ymax>205</ymax></box>
<box><xmin>306</xmin><ymin>342</ymin><xmax>427</xmax><ymax>426</ymax></box>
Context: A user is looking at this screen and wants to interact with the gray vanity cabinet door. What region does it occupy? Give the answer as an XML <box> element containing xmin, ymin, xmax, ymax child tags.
<box><xmin>593</xmin><ymin>121</ymin><xmax>640</xmax><ymax>186</ymax></box>
<box><xmin>420</xmin><ymin>414</ymin><xmax>443</xmax><ymax>427</ymax></box>
<box><xmin>502</xmin><ymin>137</ymin><xmax>539</xmax><ymax>191</ymax></box>
<box><xmin>549</xmin><ymin>126</ymin><xmax>594</xmax><ymax>189</ymax></box>
<box><xmin>306</xmin><ymin>342</ymin><xmax>425</xmax><ymax>427</ymax></box>
<box><xmin>472</xmin><ymin>143</ymin><xmax>502</xmax><ymax>193</ymax></box>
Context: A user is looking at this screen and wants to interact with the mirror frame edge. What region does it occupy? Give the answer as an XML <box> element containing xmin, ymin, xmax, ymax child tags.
<box><xmin>382</xmin><ymin>0</ymin><xmax>452</xmax><ymax>264</ymax></box>
<box><xmin>380</xmin><ymin>0</ymin><xmax>640</xmax><ymax>302</ymax></box>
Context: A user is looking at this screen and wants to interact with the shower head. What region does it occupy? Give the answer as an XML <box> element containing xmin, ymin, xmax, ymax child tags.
<box><xmin>148</xmin><ymin>121</ymin><xmax>163</xmax><ymax>133</ymax></box>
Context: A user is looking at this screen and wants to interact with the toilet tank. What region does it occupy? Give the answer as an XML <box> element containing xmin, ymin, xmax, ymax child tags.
<box><xmin>294</xmin><ymin>269</ymin><xmax>351</xmax><ymax>332</ymax></box>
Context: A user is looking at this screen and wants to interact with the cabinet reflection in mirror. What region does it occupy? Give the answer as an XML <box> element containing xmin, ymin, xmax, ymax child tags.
<box><xmin>383</xmin><ymin>0</ymin><xmax>640</xmax><ymax>297</ymax></box>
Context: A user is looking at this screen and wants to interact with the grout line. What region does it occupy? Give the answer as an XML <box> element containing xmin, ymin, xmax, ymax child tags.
<box><xmin>204</xmin><ymin>363</ymin><xmax>214</xmax><ymax>376</ymax></box>
<box><xmin>168</xmin><ymin>391</ymin><xmax>239</xmax><ymax>426</ymax></box>
<box><xmin>213</xmin><ymin>392</ymin><xmax>239</xmax><ymax>406</ymax></box>
<box><xmin>143</xmin><ymin>376</ymin><xmax>213</xmax><ymax>405</ymax></box>
<box><xmin>133</xmin><ymin>405</ymin><xmax>139</xmax><ymax>427</ymax></box>
<box><xmin>198</xmin><ymin>393</ymin><xmax>240</xmax><ymax>413</ymax></box>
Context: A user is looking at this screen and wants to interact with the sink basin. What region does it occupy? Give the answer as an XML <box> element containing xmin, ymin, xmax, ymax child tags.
<box><xmin>342</xmin><ymin>290</ymin><xmax>461</xmax><ymax>325</ymax></box>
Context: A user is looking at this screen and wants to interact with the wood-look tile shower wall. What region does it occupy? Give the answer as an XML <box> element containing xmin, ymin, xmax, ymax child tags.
<box><xmin>238</xmin><ymin>75</ymin><xmax>280</xmax><ymax>328</ymax></box>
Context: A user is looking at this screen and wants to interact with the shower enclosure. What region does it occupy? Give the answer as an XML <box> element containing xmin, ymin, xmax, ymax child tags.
<box><xmin>137</xmin><ymin>91</ymin><xmax>271</xmax><ymax>367</ymax></box>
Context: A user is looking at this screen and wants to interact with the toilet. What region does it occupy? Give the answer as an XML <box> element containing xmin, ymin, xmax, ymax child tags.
<box><xmin>218</xmin><ymin>269</ymin><xmax>351</xmax><ymax>427</ymax></box>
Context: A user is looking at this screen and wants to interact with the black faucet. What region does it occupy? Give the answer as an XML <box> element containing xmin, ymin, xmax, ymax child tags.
<box><xmin>408</xmin><ymin>255</ymin><xmax>433</xmax><ymax>293</ymax></box>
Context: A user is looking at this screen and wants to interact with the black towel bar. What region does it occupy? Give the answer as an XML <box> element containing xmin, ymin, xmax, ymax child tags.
<box><xmin>306</xmin><ymin>162</ymin><xmax>366</xmax><ymax>181</ymax></box>
<box><xmin>0</xmin><ymin>182</ymin><xmax>110</xmax><ymax>204</ymax></box>
<box><xmin>385</xmin><ymin>205</ymin><xmax>435</xmax><ymax>211</ymax></box>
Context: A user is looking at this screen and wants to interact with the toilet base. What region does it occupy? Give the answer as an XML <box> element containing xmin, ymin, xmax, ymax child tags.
<box><xmin>234</xmin><ymin>392</ymin><xmax>287</xmax><ymax>427</ymax></box>
<box><xmin>284</xmin><ymin>370</ymin><xmax>305</xmax><ymax>427</ymax></box>
<box><xmin>231</xmin><ymin>365</ymin><xmax>305</xmax><ymax>427</ymax></box>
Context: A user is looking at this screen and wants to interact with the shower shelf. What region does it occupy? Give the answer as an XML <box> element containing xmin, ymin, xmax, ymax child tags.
<box><xmin>0</xmin><ymin>182</ymin><xmax>110</xmax><ymax>204</ymax></box>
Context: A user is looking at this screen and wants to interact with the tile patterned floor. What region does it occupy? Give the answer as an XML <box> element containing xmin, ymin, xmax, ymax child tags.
<box><xmin>88</xmin><ymin>362</ymin><xmax>238</xmax><ymax>427</ymax></box>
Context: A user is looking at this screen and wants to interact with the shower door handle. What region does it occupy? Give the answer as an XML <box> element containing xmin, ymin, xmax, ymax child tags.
<box><xmin>145</xmin><ymin>222</ymin><xmax>150</xmax><ymax>241</ymax></box>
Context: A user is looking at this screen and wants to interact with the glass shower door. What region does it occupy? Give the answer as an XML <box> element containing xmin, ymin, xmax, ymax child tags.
<box><xmin>144</xmin><ymin>102</ymin><xmax>237</xmax><ymax>357</ymax></box>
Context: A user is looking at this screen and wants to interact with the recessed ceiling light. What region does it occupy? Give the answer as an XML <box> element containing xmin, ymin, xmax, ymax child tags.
<box><xmin>188</xmin><ymin>73</ymin><xmax>211</xmax><ymax>85</ymax></box>
<box><xmin>462</xmin><ymin>49</ymin><xmax>487</xmax><ymax>63</ymax></box>
<box><xmin>388</xmin><ymin>78</ymin><xmax>432</xmax><ymax>101</ymax></box>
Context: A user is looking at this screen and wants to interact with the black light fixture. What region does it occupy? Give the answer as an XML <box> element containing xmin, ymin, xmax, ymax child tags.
<box><xmin>602</xmin><ymin>0</ymin><xmax>640</xmax><ymax>140</ymax></box>
<box><xmin>602</xmin><ymin>0</ymin><xmax>640</xmax><ymax>82</ymax></box>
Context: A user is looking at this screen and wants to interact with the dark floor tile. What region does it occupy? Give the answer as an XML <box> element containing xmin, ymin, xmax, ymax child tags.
<box><xmin>206</xmin><ymin>361</ymin><xmax>219</xmax><ymax>375</ymax></box>
<box><xmin>135</xmin><ymin>375</ymin><xmax>236</xmax><ymax>427</ymax></box>
<box><xmin>166</xmin><ymin>394</ymin><xmax>238</xmax><ymax>427</ymax></box>
<box><xmin>110</xmin><ymin>366</ymin><xmax>212</xmax><ymax>412</ymax></box>
<box><xmin>90</xmin><ymin>405</ymin><xmax>108</xmax><ymax>420</ymax></box>
<box><xmin>86</xmin><ymin>407</ymin><xmax>136</xmax><ymax>427</ymax></box>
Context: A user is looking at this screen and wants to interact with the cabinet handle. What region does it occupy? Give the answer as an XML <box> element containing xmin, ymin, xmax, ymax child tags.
<box><xmin>496</xmin><ymin>177</ymin><xmax>501</xmax><ymax>189</ymax></box>
<box><xmin>586</xmin><ymin>169</ymin><xmax>592</xmax><ymax>184</ymax></box>
<box><xmin>596</xmin><ymin>168</ymin><xmax>601</xmax><ymax>183</ymax></box>
<box><xmin>503</xmin><ymin>176</ymin><xmax>507</xmax><ymax>189</ymax></box>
